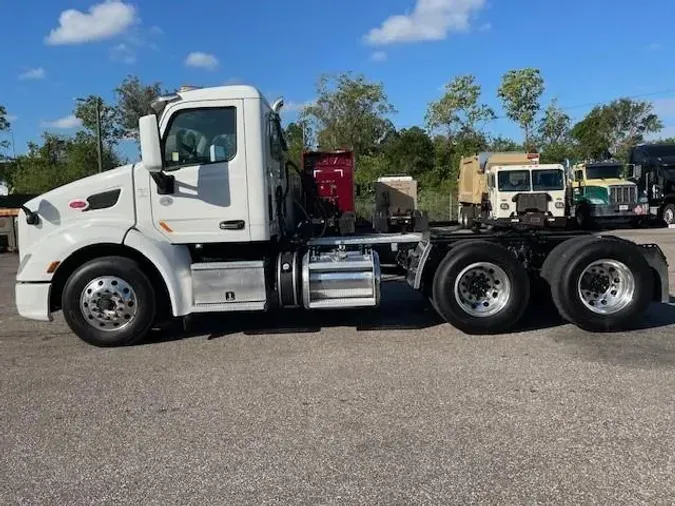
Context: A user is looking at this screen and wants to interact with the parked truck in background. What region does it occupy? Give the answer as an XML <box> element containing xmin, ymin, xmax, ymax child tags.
<box><xmin>571</xmin><ymin>161</ymin><xmax>647</xmax><ymax>229</ymax></box>
<box><xmin>457</xmin><ymin>152</ymin><xmax>567</xmax><ymax>229</ymax></box>
<box><xmin>3</xmin><ymin>85</ymin><xmax>670</xmax><ymax>347</ymax></box>
<box><xmin>373</xmin><ymin>175</ymin><xmax>428</xmax><ymax>233</ymax></box>
<box><xmin>629</xmin><ymin>143</ymin><xmax>675</xmax><ymax>225</ymax></box>
<box><xmin>483</xmin><ymin>159</ymin><xmax>568</xmax><ymax>228</ymax></box>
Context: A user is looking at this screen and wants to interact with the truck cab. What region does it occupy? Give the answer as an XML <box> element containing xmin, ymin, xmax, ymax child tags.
<box><xmin>484</xmin><ymin>162</ymin><xmax>568</xmax><ymax>227</ymax></box>
<box><xmin>571</xmin><ymin>162</ymin><xmax>646</xmax><ymax>228</ymax></box>
<box><xmin>629</xmin><ymin>143</ymin><xmax>675</xmax><ymax>225</ymax></box>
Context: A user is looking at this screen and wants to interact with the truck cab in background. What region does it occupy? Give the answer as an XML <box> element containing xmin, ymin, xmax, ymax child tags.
<box><xmin>484</xmin><ymin>160</ymin><xmax>568</xmax><ymax>228</ymax></box>
<box><xmin>571</xmin><ymin>161</ymin><xmax>646</xmax><ymax>229</ymax></box>
<box><xmin>629</xmin><ymin>143</ymin><xmax>675</xmax><ymax>225</ymax></box>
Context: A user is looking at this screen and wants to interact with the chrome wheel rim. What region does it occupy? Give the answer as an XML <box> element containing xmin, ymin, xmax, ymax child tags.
<box><xmin>454</xmin><ymin>262</ymin><xmax>511</xmax><ymax>317</ymax></box>
<box><xmin>577</xmin><ymin>259</ymin><xmax>635</xmax><ymax>315</ymax></box>
<box><xmin>665</xmin><ymin>208</ymin><xmax>674</xmax><ymax>224</ymax></box>
<box><xmin>80</xmin><ymin>276</ymin><xmax>138</xmax><ymax>331</ymax></box>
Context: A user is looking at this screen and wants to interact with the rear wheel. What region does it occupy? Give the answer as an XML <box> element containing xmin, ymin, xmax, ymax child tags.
<box><xmin>550</xmin><ymin>238</ymin><xmax>653</xmax><ymax>332</ymax></box>
<box><xmin>62</xmin><ymin>256</ymin><xmax>157</xmax><ymax>347</ymax></box>
<box><xmin>431</xmin><ymin>241</ymin><xmax>530</xmax><ymax>334</ymax></box>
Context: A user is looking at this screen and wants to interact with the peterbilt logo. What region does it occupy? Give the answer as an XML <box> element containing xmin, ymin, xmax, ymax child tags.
<box><xmin>68</xmin><ymin>199</ymin><xmax>89</xmax><ymax>211</ymax></box>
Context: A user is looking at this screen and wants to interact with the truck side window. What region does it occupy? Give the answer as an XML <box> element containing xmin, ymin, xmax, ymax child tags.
<box><xmin>269</xmin><ymin>114</ymin><xmax>284</xmax><ymax>162</ymax></box>
<box><xmin>163</xmin><ymin>107</ymin><xmax>237</xmax><ymax>169</ymax></box>
<box><xmin>574</xmin><ymin>170</ymin><xmax>583</xmax><ymax>181</ymax></box>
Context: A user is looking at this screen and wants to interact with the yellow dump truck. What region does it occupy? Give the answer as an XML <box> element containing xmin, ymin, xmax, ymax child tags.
<box><xmin>457</xmin><ymin>152</ymin><xmax>540</xmax><ymax>227</ymax></box>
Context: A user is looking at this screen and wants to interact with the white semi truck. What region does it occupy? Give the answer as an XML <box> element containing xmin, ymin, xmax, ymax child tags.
<box><xmin>9</xmin><ymin>85</ymin><xmax>670</xmax><ymax>347</ymax></box>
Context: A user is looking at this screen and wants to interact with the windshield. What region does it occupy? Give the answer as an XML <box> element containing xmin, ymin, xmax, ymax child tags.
<box><xmin>533</xmin><ymin>169</ymin><xmax>564</xmax><ymax>191</ymax></box>
<box><xmin>585</xmin><ymin>165</ymin><xmax>623</xmax><ymax>180</ymax></box>
<box><xmin>497</xmin><ymin>170</ymin><xmax>531</xmax><ymax>192</ymax></box>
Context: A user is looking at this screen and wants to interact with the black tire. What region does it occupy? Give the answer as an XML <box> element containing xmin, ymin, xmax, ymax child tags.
<box><xmin>661</xmin><ymin>203</ymin><xmax>675</xmax><ymax>225</ymax></box>
<box><xmin>62</xmin><ymin>256</ymin><xmax>157</xmax><ymax>347</ymax></box>
<box><xmin>540</xmin><ymin>235</ymin><xmax>597</xmax><ymax>285</ymax></box>
<box><xmin>431</xmin><ymin>241</ymin><xmax>531</xmax><ymax>335</ymax></box>
<box><xmin>550</xmin><ymin>237</ymin><xmax>653</xmax><ymax>332</ymax></box>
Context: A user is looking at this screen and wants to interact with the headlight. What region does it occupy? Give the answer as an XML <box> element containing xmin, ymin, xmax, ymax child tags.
<box><xmin>555</xmin><ymin>202</ymin><xmax>565</xmax><ymax>209</ymax></box>
<box><xmin>589</xmin><ymin>198</ymin><xmax>605</xmax><ymax>205</ymax></box>
<box><xmin>500</xmin><ymin>203</ymin><xmax>509</xmax><ymax>210</ymax></box>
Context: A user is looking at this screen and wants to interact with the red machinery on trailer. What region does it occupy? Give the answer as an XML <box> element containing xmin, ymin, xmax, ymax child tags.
<box><xmin>300</xmin><ymin>150</ymin><xmax>357</xmax><ymax>235</ymax></box>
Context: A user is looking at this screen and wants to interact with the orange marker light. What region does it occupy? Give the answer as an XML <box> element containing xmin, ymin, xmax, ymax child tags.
<box><xmin>46</xmin><ymin>261</ymin><xmax>61</xmax><ymax>273</ymax></box>
<box><xmin>159</xmin><ymin>221</ymin><xmax>173</xmax><ymax>232</ymax></box>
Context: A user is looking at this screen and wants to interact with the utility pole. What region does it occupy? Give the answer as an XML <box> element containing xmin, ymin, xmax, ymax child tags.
<box><xmin>75</xmin><ymin>96</ymin><xmax>104</xmax><ymax>173</ymax></box>
<box><xmin>95</xmin><ymin>97</ymin><xmax>103</xmax><ymax>173</ymax></box>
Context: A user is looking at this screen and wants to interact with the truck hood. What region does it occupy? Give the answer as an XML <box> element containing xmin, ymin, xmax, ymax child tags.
<box><xmin>23</xmin><ymin>164</ymin><xmax>134</xmax><ymax>211</ymax></box>
<box><xmin>17</xmin><ymin>164</ymin><xmax>136</xmax><ymax>260</ymax></box>
<box><xmin>585</xmin><ymin>178</ymin><xmax>636</xmax><ymax>187</ymax></box>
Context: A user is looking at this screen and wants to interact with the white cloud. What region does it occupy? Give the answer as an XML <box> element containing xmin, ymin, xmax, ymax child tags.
<box><xmin>185</xmin><ymin>52</ymin><xmax>219</xmax><ymax>70</ymax></box>
<box><xmin>45</xmin><ymin>1</ymin><xmax>138</xmax><ymax>45</ymax></box>
<box><xmin>653</xmin><ymin>98</ymin><xmax>675</xmax><ymax>118</ymax></box>
<box><xmin>364</xmin><ymin>0</ymin><xmax>487</xmax><ymax>45</ymax></box>
<box><xmin>110</xmin><ymin>43</ymin><xmax>136</xmax><ymax>64</ymax></box>
<box><xmin>41</xmin><ymin>115</ymin><xmax>82</xmax><ymax>129</ymax></box>
<box><xmin>18</xmin><ymin>67</ymin><xmax>46</xmax><ymax>80</ymax></box>
<box><xmin>5</xmin><ymin>114</ymin><xmax>17</xmax><ymax>122</ymax></box>
<box><xmin>371</xmin><ymin>51</ymin><xmax>388</xmax><ymax>62</ymax></box>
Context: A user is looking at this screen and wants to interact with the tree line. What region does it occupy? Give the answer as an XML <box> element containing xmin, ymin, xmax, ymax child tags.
<box><xmin>1</xmin><ymin>69</ymin><xmax>674</xmax><ymax>196</ymax></box>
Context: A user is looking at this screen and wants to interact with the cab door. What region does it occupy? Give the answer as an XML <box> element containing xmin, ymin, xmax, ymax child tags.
<box><xmin>150</xmin><ymin>100</ymin><xmax>249</xmax><ymax>243</ymax></box>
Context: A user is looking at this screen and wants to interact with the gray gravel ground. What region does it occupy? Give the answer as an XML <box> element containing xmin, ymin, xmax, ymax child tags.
<box><xmin>2</xmin><ymin>228</ymin><xmax>675</xmax><ymax>505</ymax></box>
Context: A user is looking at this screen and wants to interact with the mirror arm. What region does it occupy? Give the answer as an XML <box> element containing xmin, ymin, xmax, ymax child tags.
<box><xmin>152</xmin><ymin>172</ymin><xmax>175</xmax><ymax>195</ymax></box>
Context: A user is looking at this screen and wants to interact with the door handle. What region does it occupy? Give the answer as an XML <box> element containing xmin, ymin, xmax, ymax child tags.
<box><xmin>220</xmin><ymin>220</ymin><xmax>245</xmax><ymax>230</ymax></box>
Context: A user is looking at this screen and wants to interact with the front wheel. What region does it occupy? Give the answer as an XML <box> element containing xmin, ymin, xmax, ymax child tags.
<box><xmin>62</xmin><ymin>256</ymin><xmax>157</xmax><ymax>347</ymax></box>
<box><xmin>431</xmin><ymin>241</ymin><xmax>531</xmax><ymax>334</ymax></box>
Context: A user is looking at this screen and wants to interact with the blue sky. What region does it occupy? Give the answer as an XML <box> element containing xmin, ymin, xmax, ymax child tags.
<box><xmin>2</xmin><ymin>0</ymin><xmax>675</xmax><ymax>162</ymax></box>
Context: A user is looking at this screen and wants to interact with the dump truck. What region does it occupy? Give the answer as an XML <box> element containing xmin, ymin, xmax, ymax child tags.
<box><xmin>483</xmin><ymin>159</ymin><xmax>569</xmax><ymax>228</ymax></box>
<box><xmin>571</xmin><ymin>161</ymin><xmax>647</xmax><ymax>228</ymax></box>
<box><xmin>3</xmin><ymin>85</ymin><xmax>669</xmax><ymax>347</ymax></box>
<box><xmin>457</xmin><ymin>152</ymin><xmax>560</xmax><ymax>228</ymax></box>
<box><xmin>373</xmin><ymin>176</ymin><xmax>428</xmax><ymax>233</ymax></box>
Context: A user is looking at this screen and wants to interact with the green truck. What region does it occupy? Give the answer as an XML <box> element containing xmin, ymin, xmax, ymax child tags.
<box><xmin>571</xmin><ymin>161</ymin><xmax>648</xmax><ymax>228</ymax></box>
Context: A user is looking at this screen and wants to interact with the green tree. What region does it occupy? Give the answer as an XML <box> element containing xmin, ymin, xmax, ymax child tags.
<box><xmin>426</xmin><ymin>75</ymin><xmax>495</xmax><ymax>137</ymax></box>
<box><xmin>487</xmin><ymin>135</ymin><xmax>523</xmax><ymax>152</ymax></box>
<box><xmin>74</xmin><ymin>96</ymin><xmax>123</xmax><ymax>147</ymax></box>
<box><xmin>536</xmin><ymin>98</ymin><xmax>575</xmax><ymax>163</ymax></box>
<box><xmin>0</xmin><ymin>105</ymin><xmax>10</xmax><ymax>159</ymax></box>
<box><xmin>571</xmin><ymin>98</ymin><xmax>663</xmax><ymax>160</ymax></box>
<box><xmin>114</xmin><ymin>75</ymin><xmax>165</xmax><ymax>142</ymax></box>
<box><xmin>381</xmin><ymin>126</ymin><xmax>435</xmax><ymax>179</ymax></box>
<box><xmin>10</xmin><ymin>132</ymin><xmax>122</xmax><ymax>194</ymax></box>
<box><xmin>497</xmin><ymin>68</ymin><xmax>545</xmax><ymax>147</ymax></box>
<box><xmin>284</xmin><ymin>121</ymin><xmax>312</xmax><ymax>168</ymax></box>
<box><xmin>300</xmin><ymin>72</ymin><xmax>396</xmax><ymax>157</ymax></box>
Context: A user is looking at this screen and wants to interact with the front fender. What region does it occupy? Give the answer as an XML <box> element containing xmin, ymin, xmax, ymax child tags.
<box><xmin>124</xmin><ymin>229</ymin><xmax>193</xmax><ymax>317</ymax></box>
<box><xmin>16</xmin><ymin>221</ymin><xmax>132</xmax><ymax>282</ymax></box>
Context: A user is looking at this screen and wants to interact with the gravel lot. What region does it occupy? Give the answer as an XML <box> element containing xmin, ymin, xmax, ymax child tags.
<box><xmin>2</xmin><ymin>229</ymin><xmax>675</xmax><ymax>505</ymax></box>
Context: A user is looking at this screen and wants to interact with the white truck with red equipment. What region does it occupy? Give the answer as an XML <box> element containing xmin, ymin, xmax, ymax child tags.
<box><xmin>8</xmin><ymin>85</ymin><xmax>670</xmax><ymax>346</ymax></box>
